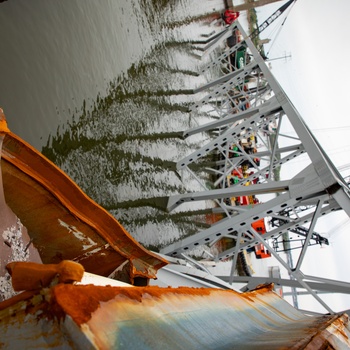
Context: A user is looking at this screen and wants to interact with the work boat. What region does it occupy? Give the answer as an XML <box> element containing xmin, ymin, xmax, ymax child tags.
<box><xmin>0</xmin><ymin>109</ymin><xmax>349</xmax><ymax>349</ymax></box>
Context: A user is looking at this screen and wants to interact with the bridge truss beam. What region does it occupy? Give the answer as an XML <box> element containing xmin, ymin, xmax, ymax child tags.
<box><xmin>160</xmin><ymin>22</ymin><xmax>350</xmax><ymax>314</ymax></box>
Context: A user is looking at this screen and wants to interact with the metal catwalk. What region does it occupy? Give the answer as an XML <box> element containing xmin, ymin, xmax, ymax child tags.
<box><xmin>160</xmin><ymin>21</ymin><xmax>350</xmax><ymax>314</ymax></box>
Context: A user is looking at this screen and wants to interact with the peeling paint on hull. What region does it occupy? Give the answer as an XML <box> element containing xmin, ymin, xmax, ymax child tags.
<box><xmin>0</xmin><ymin>284</ymin><xmax>349</xmax><ymax>349</ymax></box>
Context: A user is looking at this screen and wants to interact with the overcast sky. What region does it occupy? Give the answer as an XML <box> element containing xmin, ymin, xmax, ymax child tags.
<box><xmin>258</xmin><ymin>0</ymin><xmax>350</xmax><ymax>166</ymax></box>
<box><xmin>252</xmin><ymin>0</ymin><xmax>350</xmax><ymax>313</ymax></box>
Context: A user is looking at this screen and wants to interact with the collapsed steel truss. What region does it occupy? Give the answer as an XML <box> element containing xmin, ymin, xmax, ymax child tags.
<box><xmin>160</xmin><ymin>22</ymin><xmax>350</xmax><ymax>314</ymax></box>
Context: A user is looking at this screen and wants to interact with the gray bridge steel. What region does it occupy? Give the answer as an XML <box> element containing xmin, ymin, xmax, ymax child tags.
<box><xmin>160</xmin><ymin>22</ymin><xmax>350</xmax><ymax>314</ymax></box>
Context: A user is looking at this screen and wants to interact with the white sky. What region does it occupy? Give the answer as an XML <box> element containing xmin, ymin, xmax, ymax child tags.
<box><xmin>253</xmin><ymin>0</ymin><xmax>350</xmax><ymax>313</ymax></box>
<box><xmin>259</xmin><ymin>0</ymin><xmax>350</xmax><ymax>166</ymax></box>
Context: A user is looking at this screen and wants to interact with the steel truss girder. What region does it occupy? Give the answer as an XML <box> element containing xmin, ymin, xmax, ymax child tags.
<box><xmin>184</xmin><ymin>95</ymin><xmax>279</xmax><ymax>137</ymax></box>
<box><xmin>199</xmin><ymin>21</ymin><xmax>240</xmax><ymax>57</ymax></box>
<box><xmin>202</xmin><ymin>144</ymin><xmax>304</xmax><ymax>169</ymax></box>
<box><xmin>162</xmin><ymin>21</ymin><xmax>350</xmax><ymax>314</ymax></box>
<box><xmin>162</xmin><ymin>166</ymin><xmax>333</xmax><ymax>256</ymax></box>
<box><xmin>162</xmin><ymin>193</ymin><xmax>295</xmax><ymax>255</ymax></box>
<box><xmin>177</xmin><ymin>108</ymin><xmax>281</xmax><ymax>170</ymax></box>
<box><xmin>171</xmin><ymin>159</ymin><xmax>322</xmax><ymax>213</ymax></box>
<box><xmin>213</xmin><ymin>145</ymin><xmax>305</xmax><ymax>189</ymax></box>
<box><xmin>217</xmin><ymin>197</ymin><xmax>338</xmax><ymax>260</ymax></box>
<box><xmin>220</xmin><ymin>275</ymin><xmax>350</xmax><ymax>296</ymax></box>
<box><xmin>244</xmin><ymin>27</ymin><xmax>350</xmax><ymax>207</ymax></box>
<box><xmin>191</xmin><ymin>62</ymin><xmax>260</xmax><ymax>111</ymax></box>
<box><xmin>201</xmin><ymin>23</ymin><xmax>244</xmax><ymax>73</ymax></box>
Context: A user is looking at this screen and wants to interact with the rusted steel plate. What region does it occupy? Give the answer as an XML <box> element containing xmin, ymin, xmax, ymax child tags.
<box><xmin>0</xmin><ymin>284</ymin><xmax>349</xmax><ymax>349</ymax></box>
<box><xmin>0</xmin><ymin>110</ymin><xmax>167</xmax><ymax>282</ymax></box>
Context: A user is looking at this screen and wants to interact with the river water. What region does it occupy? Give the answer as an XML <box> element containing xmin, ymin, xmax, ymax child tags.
<box><xmin>0</xmin><ymin>0</ymin><xmax>227</xmax><ymax>250</ymax></box>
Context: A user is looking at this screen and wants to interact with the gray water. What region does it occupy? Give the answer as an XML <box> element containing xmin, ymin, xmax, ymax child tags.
<box><xmin>0</xmin><ymin>0</ymin><xmax>225</xmax><ymax>250</ymax></box>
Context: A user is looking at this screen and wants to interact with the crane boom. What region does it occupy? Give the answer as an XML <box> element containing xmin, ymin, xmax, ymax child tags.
<box><xmin>250</xmin><ymin>0</ymin><xmax>296</xmax><ymax>40</ymax></box>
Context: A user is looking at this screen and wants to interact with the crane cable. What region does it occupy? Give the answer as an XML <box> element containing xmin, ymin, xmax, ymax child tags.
<box><xmin>266</xmin><ymin>0</ymin><xmax>298</xmax><ymax>57</ymax></box>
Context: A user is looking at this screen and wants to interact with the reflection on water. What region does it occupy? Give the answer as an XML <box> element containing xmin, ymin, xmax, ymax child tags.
<box><xmin>42</xmin><ymin>43</ymin><xmax>221</xmax><ymax>249</ymax></box>
<box><xmin>0</xmin><ymin>0</ymin><xmax>160</xmax><ymax>149</ymax></box>
<box><xmin>1</xmin><ymin>0</ymin><xmax>225</xmax><ymax>250</ymax></box>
